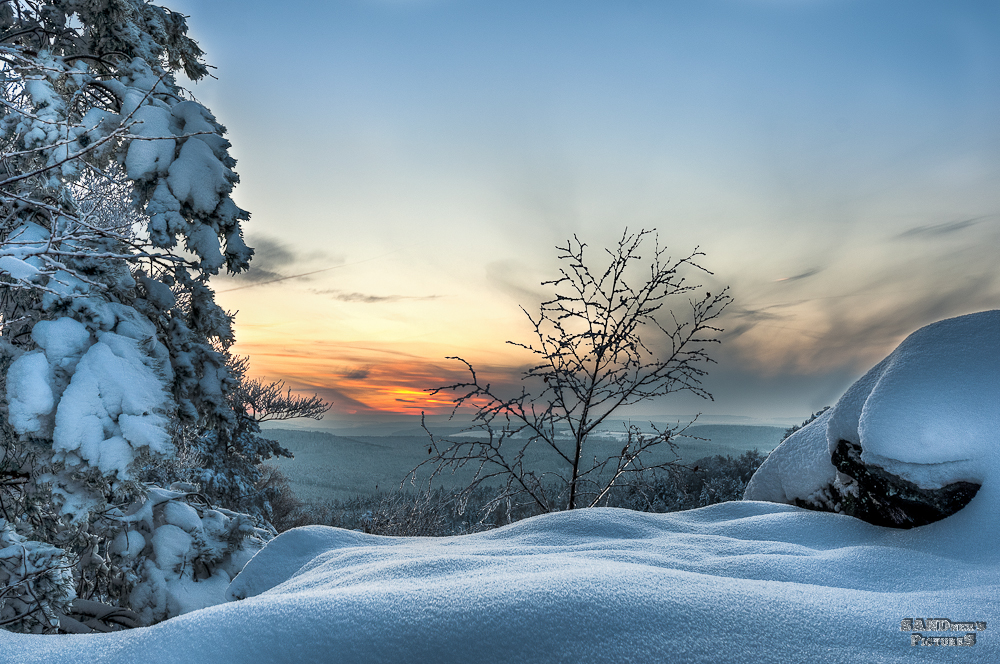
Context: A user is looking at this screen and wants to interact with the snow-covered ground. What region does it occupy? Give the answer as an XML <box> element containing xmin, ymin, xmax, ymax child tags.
<box><xmin>2</xmin><ymin>500</ymin><xmax>996</xmax><ymax>663</ymax></box>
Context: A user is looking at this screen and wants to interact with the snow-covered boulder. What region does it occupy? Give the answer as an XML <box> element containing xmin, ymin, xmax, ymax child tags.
<box><xmin>742</xmin><ymin>407</ymin><xmax>839</xmax><ymax>507</ymax></box>
<box><xmin>745</xmin><ymin>310</ymin><xmax>1000</xmax><ymax>527</ymax></box>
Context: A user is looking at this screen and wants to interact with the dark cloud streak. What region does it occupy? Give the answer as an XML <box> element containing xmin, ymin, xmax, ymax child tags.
<box><xmin>219</xmin><ymin>264</ymin><xmax>350</xmax><ymax>292</ymax></box>
<box><xmin>231</xmin><ymin>236</ymin><xmax>302</xmax><ymax>284</ymax></box>
<box><xmin>774</xmin><ymin>268</ymin><xmax>821</xmax><ymax>283</ymax></box>
<box><xmin>220</xmin><ymin>235</ymin><xmax>389</xmax><ymax>292</ymax></box>
<box><xmin>342</xmin><ymin>367</ymin><xmax>371</xmax><ymax>381</ymax></box>
<box><xmin>896</xmin><ymin>216</ymin><xmax>994</xmax><ymax>239</ymax></box>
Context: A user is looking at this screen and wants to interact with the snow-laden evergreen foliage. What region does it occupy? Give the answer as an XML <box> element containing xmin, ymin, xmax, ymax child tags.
<box><xmin>0</xmin><ymin>0</ymin><xmax>318</xmax><ymax>631</ymax></box>
<box><xmin>0</xmin><ymin>517</ymin><xmax>74</xmax><ymax>632</ymax></box>
<box><xmin>111</xmin><ymin>485</ymin><xmax>268</xmax><ymax>625</ymax></box>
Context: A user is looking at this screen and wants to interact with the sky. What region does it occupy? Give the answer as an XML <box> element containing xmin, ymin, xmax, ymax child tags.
<box><xmin>166</xmin><ymin>0</ymin><xmax>1000</xmax><ymax>425</ymax></box>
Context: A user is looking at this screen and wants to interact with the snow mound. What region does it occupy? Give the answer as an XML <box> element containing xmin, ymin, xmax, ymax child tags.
<box><xmin>746</xmin><ymin>310</ymin><xmax>1000</xmax><ymax>509</ymax></box>
<box><xmin>3</xmin><ymin>504</ymin><xmax>996</xmax><ymax>663</ymax></box>
<box><xmin>742</xmin><ymin>408</ymin><xmax>836</xmax><ymax>505</ymax></box>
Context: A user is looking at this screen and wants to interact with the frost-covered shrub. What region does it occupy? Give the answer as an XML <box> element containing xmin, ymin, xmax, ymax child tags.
<box><xmin>0</xmin><ymin>519</ymin><xmax>75</xmax><ymax>633</ymax></box>
<box><xmin>303</xmin><ymin>488</ymin><xmax>499</xmax><ymax>537</ymax></box>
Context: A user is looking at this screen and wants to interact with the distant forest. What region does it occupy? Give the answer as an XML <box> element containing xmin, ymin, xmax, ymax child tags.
<box><xmin>260</xmin><ymin>427</ymin><xmax>774</xmax><ymax>536</ymax></box>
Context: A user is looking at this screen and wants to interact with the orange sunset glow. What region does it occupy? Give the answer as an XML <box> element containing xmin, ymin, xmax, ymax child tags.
<box><xmin>226</xmin><ymin>333</ymin><xmax>528</xmax><ymax>416</ymax></box>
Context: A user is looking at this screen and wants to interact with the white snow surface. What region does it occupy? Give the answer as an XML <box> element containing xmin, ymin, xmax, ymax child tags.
<box><xmin>746</xmin><ymin>310</ymin><xmax>1000</xmax><ymax>502</ymax></box>
<box><xmin>742</xmin><ymin>407</ymin><xmax>836</xmax><ymax>504</ymax></box>
<box><xmin>3</xmin><ymin>502</ymin><xmax>997</xmax><ymax>663</ymax></box>
<box><xmin>5</xmin><ymin>312</ymin><xmax>175</xmax><ymax>519</ymax></box>
<box><xmin>53</xmin><ymin>332</ymin><xmax>173</xmax><ymax>479</ymax></box>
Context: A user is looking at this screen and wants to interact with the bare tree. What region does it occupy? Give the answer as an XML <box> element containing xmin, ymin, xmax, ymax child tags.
<box><xmin>413</xmin><ymin>229</ymin><xmax>731</xmax><ymax>516</ymax></box>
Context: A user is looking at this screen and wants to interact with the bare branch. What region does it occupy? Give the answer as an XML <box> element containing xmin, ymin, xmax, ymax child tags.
<box><xmin>416</xmin><ymin>229</ymin><xmax>731</xmax><ymax>513</ymax></box>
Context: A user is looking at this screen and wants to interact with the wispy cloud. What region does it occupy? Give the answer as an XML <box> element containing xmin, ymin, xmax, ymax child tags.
<box><xmin>234</xmin><ymin>236</ymin><xmax>301</xmax><ymax>283</ymax></box>
<box><xmin>311</xmin><ymin>289</ymin><xmax>441</xmax><ymax>303</ymax></box>
<box><xmin>236</xmin><ymin>339</ymin><xmax>533</xmax><ymax>417</ymax></box>
<box><xmin>222</xmin><ymin>235</ymin><xmax>344</xmax><ymax>288</ymax></box>
<box><xmin>720</xmin><ymin>256</ymin><xmax>1000</xmax><ymax>377</ymax></box>
<box><xmin>341</xmin><ymin>367</ymin><xmax>371</xmax><ymax>381</ymax></box>
<box><xmin>773</xmin><ymin>267</ymin><xmax>821</xmax><ymax>283</ymax></box>
<box><xmin>221</xmin><ymin>265</ymin><xmax>350</xmax><ymax>293</ymax></box>
<box><xmin>218</xmin><ymin>237</ymin><xmax>403</xmax><ymax>294</ymax></box>
<box><xmin>896</xmin><ymin>216</ymin><xmax>993</xmax><ymax>239</ymax></box>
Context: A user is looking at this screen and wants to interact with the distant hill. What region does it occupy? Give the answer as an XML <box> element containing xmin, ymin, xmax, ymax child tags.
<box><xmin>263</xmin><ymin>424</ymin><xmax>784</xmax><ymax>504</ymax></box>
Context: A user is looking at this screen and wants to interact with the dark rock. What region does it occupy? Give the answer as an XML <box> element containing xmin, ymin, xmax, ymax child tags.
<box><xmin>828</xmin><ymin>439</ymin><xmax>980</xmax><ymax>529</ymax></box>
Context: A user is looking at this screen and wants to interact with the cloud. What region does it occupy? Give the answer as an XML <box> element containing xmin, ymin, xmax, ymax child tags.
<box><xmin>773</xmin><ymin>267</ymin><xmax>821</xmax><ymax>283</ymax></box>
<box><xmin>812</xmin><ymin>275</ymin><xmax>998</xmax><ymax>354</ymax></box>
<box><xmin>714</xmin><ymin>297</ymin><xmax>808</xmax><ymax>343</ymax></box>
<box><xmin>240</xmin><ymin>337</ymin><xmax>539</xmax><ymax>418</ymax></box>
<box><xmin>218</xmin><ymin>237</ymin><xmax>390</xmax><ymax>294</ymax></box>
<box><xmin>896</xmin><ymin>216</ymin><xmax>992</xmax><ymax>239</ymax></box>
<box><xmin>721</xmin><ymin>254</ymin><xmax>1000</xmax><ymax>378</ymax></box>
<box><xmin>311</xmin><ymin>289</ymin><xmax>441</xmax><ymax>304</ymax></box>
<box><xmin>230</xmin><ymin>236</ymin><xmax>339</xmax><ymax>284</ymax></box>
<box><xmin>235</xmin><ymin>236</ymin><xmax>298</xmax><ymax>282</ymax></box>
<box><xmin>342</xmin><ymin>367</ymin><xmax>371</xmax><ymax>381</ymax></box>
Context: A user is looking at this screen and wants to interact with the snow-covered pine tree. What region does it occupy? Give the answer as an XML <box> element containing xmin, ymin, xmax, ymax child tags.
<box><xmin>0</xmin><ymin>0</ymin><xmax>281</xmax><ymax>630</ymax></box>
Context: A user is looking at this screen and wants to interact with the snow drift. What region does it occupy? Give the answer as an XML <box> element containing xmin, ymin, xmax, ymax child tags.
<box><xmin>2</xmin><ymin>501</ymin><xmax>996</xmax><ymax>663</ymax></box>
